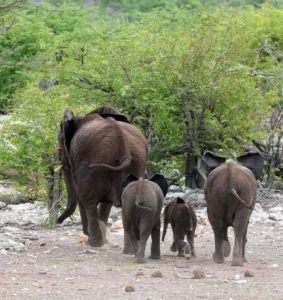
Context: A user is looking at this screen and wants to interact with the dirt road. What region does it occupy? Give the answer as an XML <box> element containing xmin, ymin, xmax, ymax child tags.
<box><xmin>1</xmin><ymin>210</ymin><xmax>283</xmax><ymax>300</ymax></box>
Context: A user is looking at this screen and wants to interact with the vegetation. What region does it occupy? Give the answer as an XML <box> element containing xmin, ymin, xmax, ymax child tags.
<box><xmin>1</xmin><ymin>1</ymin><xmax>283</xmax><ymax>221</ymax></box>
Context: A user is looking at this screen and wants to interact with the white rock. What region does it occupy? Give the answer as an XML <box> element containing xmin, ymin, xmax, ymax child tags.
<box><xmin>269</xmin><ymin>207</ymin><xmax>283</xmax><ymax>213</ymax></box>
<box><xmin>234</xmin><ymin>275</ymin><xmax>241</xmax><ymax>280</ymax></box>
<box><xmin>250</xmin><ymin>203</ymin><xmax>269</xmax><ymax>223</ymax></box>
<box><xmin>269</xmin><ymin>212</ymin><xmax>283</xmax><ymax>221</ymax></box>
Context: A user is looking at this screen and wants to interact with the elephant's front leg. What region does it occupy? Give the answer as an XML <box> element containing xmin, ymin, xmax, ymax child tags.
<box><xmin>85</xmin><ymin>204</ymin><xmax>104</xmax><ymax>247</ymax></box>
<box><xmin>98</xmin><ymin>202</ymin><xmax>113</xmax><ymax>224</ymax></box>
<box><xmin>223</xmin><ymin>227</ymin><xmax>231</xmax><ymax>258</ymax></box>
<box><xmin>149</xmin><ymin>219</ymin><xmax>161</xmax><ymax>260</ymax></box>
<box><xmin>78</xmin><ymin>201</ymin><xmax>88</xmax><ymax>236</ymax></box>
<box><xmin>173</xmin><ymin>225</ymin><xmax>186</xmax><ymax>257</ymax></box>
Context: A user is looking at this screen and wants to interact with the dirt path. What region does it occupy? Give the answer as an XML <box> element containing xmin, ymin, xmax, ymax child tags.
<box><xmin>1</xmin><ymin>214</ymin><xmax>283</xmax><ymax>300</ymax></box>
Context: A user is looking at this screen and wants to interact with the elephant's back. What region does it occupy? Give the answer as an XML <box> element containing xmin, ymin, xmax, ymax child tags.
<box><xmin>205</xmin><ymin>161</ymin><xmax>257</xmax><ymax>205</ymax></box>
<box><xmin>71</xmin><ymin>117</ymin><xmax>147</xmax><ymax>167</ymax></box>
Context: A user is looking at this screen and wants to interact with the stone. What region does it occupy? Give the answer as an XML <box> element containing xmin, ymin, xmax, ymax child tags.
<box><xmin>193</xmin><ymin>268</ymin><xmax>206</xmax><ymax>279</ymax></box>
<box><xmin>244</xmin><ymin>269</ymin><xmax>254</xmax><ymax>277</ymax></box>
<box><xmin>125</xmin><ymin>284</ymin><xmax>135</xmax><ymax>292</ymax></box>
<box><xmin>151</xmin><ymin>270</ymin><xmax>163</xmax><ymax>278</ymax></box>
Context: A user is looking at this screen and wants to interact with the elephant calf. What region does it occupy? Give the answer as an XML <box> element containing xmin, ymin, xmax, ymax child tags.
<box><xmin>162</xmin><ymin>197</ymin><xmax>197</xmax><ymax>258</ymax></box>
<box><xmin>120</xmin><ymin>174</ymin><xmax>168</xmax><ymax>263</ymax></box>
<box><xmin>203</xmin><ymin>151</ymin><xmax>264</xmax><ymax>266</ymax></box>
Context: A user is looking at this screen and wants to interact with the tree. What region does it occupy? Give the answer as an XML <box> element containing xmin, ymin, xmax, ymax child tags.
<box><xmin>44</xmin><ymin>6</ymin><xmax>272</xmax><ymax>187</ymax></box>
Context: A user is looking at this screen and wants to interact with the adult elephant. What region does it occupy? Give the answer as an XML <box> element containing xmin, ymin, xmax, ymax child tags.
<box><xmin>56</xmin><ymin>106</ymin><xmax>148</xmax><ymax>247</ymax></box>
<box><xmin>203</xmin><ymin>151</ymin><xmax>264</xmax><ymax>266</ymax></box>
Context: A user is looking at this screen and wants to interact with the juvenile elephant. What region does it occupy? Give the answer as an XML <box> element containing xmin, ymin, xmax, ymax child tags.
<box><xmin>56</xmin><ymin>106</ymin><xmax>148</xmax><ymax>248</ymax></box>
<box><xmin>203</xmin><ymin>151</ymin><xmax>264</xmax><ymax>266</ymax></box>
<box><xmin>162</xmin><ymin>197</ymin><xmax>197</xmax><ymax>258</ymax></box>
<box><xmin>120</xmin><ymin>174</ymin><xmax>168</xmax><ymax>263</ymax></box>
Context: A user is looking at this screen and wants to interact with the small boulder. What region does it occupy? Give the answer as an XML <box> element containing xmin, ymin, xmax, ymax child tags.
<box><xmin>151</xmin><ymin>270</ymin><xmax>163</xmax><ymax>278</ymax></box>
<box><xmin>125</xmin><ymin>284</ymin><xmax>135</xmax><ymax>292</ymax></box>
<box><xmin>193</xmin><ymin>268</ymin><xmax>206</xmax><ymax>279</ymax></box>
<box><xmin>244</xmin><ymin>269</ymin><xmax>255</xmax><ymax>277</ymax></box>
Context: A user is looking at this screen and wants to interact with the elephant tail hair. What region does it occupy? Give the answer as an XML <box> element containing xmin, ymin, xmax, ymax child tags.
<box><xmin>77</xmin><ymin>157</ymin><xmax>132</xmax><ymax>179</ymax></box>
<box><xmin>231</xmin><ymin>188</ymin><xmax>253</xmax><ymax>209</ymax></box>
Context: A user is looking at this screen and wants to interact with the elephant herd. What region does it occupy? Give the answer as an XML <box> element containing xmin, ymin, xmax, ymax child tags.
<box><xmin>55</xmin><ymin>106</ymin><xmax>264</xmax><ymax>267</ymax></box>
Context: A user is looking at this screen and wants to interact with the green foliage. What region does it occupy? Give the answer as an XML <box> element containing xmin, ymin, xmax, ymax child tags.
<box><xmin>0</xmin><ymin>84</ymin><xmax>66</xmax><ymax>192</ymax></box>
<box><xmin>0</xmin><ymin>2</ymin><xmax>94</xmax><ymax>111</ymax></box>
<box><xmin>1</xmin><ymin>4</ymin><xmax>283</xmax><ymax>194</ymax></box>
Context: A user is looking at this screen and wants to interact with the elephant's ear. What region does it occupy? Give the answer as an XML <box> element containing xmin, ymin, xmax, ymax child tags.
<box><xmin>62</xmin><ymin>108</ymin><xmax>80</xmax><ymax>152</ymax></box>
<box><xmin>202</xmin><ymin>152</ymin><xmax>226</xmax><ymax>172</ymax></box>
<box><xmin>86</xmin><ymin>106</ymin><xmax>129</xmax><ymax>124</ymax></box>
<box><xmin>149</xmin><ymin>174</ymin><xmax>169</xmax><ymax>197</ymax></box>
<box><xmin>120</xmin><ymin>174</ymin><xmax>139</xmax><ymax>196</ymax></box>
<box><xmin>237</xmin><ymin>152</ymin><xmax>264</xmax><ymax>180</ymax></box>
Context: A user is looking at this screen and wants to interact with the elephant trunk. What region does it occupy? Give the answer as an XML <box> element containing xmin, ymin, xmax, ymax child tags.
<box><xmin>57</xmin><ymin>198</ymin><xmax>77</xmax><ymax>224</ymax></box>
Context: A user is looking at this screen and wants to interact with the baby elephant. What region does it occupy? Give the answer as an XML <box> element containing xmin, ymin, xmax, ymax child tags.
<box><xmin>162</xmin><ymin>197</ymin><xmax>197</xmax><ymax>258</ymax></box>
<box><xmin>120</xmin><ymin>174</ymin><xmax>168</xmax><ymax>263</ymax></box>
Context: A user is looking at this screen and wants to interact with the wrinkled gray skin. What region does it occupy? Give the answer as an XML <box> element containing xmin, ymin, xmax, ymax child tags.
<box><xmin>56</xmin><ymin>106</ymin><xmax>148</xmax><ymax>248</ymax></box>
<box><xmin>162</xmin><ymin>197</ymin><xmax>197</xmax><ymax>257</ymax></box>
<box><xmin>203</xmin><ymin>152</ymin><xmax>264</xmax><ymax>266</ymax></box>
<box><xmin>120</xmin><ymin>174</ymin><xmax>168</xmax><ymax>263</ymax></box>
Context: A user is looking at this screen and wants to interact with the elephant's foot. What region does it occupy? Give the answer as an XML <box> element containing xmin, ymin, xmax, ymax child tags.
<box><xmin>231</xmin><ymin>257</ymin><xmax>244</xmax><ymax>267</ymax></box>
<box><xmin>223</xmin><ymin>241</ymin><xmax>231</xmax><ymax>257</ymax></box>
<box><xmin>136</xmin><ymin>257</ymin><xmax>146</xmax><ymax>264</ymax></box>
<box><xmin>82</xmin><ymin>226</ymin><xmax>89</xmax><ymax>236</ymax></box>
<box><xmin>123</xmin><ymin>248</ymin><xmax>135</xmax><ymax>255</ymax></box>
<box><xmin>170</xmin><ymin>244</ymin><xmax>177</xmax><ymax>252</ymax></box>
<box><xmin>184</xmin><ymin>243</ymin><xmax>191</xmax><ymax>254</ymax></box>
<box><xmin>213</xmin><ymin>252</ymin><xmax>224</xmax><ymax>264</ymax></box>
<box><xmin>88</xmin><ymin>236</ymin><xmax>104</xmax><ymax>247</ymax></box>
<box><xmin>148</xmin><ymin>254</ymin><xmax>161</xmax><ymax>260</ymax></box>
<box><xmin>177</xmin><ymin>252</ymin><xmax>185</xmax><ymax>257</ymax></box>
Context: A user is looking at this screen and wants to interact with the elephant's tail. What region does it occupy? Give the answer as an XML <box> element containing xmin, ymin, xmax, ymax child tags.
<box><xmin>231</xmin><ymin>188</ymin><xmax>254</xmax><ymax>209</ymax></box>
<box><xmin>162</xmin><ymin>204</ymin><xmax>170</xmax><ymax>241</ymax></box>
<box><xmin>162</xmin><ymin>221</ymin><xmax>168</xmax><ymax>241</ymax></box>
<box><xmin>77</xmin><ymin>156</ymin><xmax>132</xmax><ymax>179</ymax></box>
<box><xmin>134</xmin><ymin>190</ymin><xmax>155</xmax><ymax>212</ymax></box>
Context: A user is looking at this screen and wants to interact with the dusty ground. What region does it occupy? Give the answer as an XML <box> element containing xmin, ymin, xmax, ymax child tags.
<box><xmin>0</xmin><ymin>207</ymin><xmax>283</xmax><ymax>300</ymax></box>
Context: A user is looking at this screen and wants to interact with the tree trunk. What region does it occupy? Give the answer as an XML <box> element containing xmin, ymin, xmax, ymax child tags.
<box><xmin>185</xmin><ymin>153</ymin><xmax>198</xmax><ymax>189</ymax></box>
<box><xmin>46</xmin><ymin>150</ymin><xmax>63</xmax><ymax>217</ymax></box>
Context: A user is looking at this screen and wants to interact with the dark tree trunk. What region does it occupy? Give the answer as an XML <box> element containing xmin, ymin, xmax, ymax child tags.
<box><xmin>185</xmin><ymin>153</ymin><xmax>198</xmax><ymax>189</ymax></box>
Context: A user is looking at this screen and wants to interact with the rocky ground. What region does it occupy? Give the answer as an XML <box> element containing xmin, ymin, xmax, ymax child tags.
<box><xmin>0</xmin><ymin>182</ymin><xmax>283</xmax><ymax>300</ymax></box>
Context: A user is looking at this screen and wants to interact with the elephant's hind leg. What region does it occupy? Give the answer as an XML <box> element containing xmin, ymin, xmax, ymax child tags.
<box><xmin>149</xmin><ymin>219</ymin><xmax>161</xmax><ymax>260</ymax></box>
<box><xmin>187</xmin><ymin>233</ymin><xmax>196</xmax><ymax>257</ymax></box>
<box><xmin>85</xmin><ymin>204</ymin><xmax>104</xmax><ymax>247</ymax></box>
<box><xmin>212</xmin><ymin>226</ymin><xmax>225</xmax><ymax>264</ymax></box>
